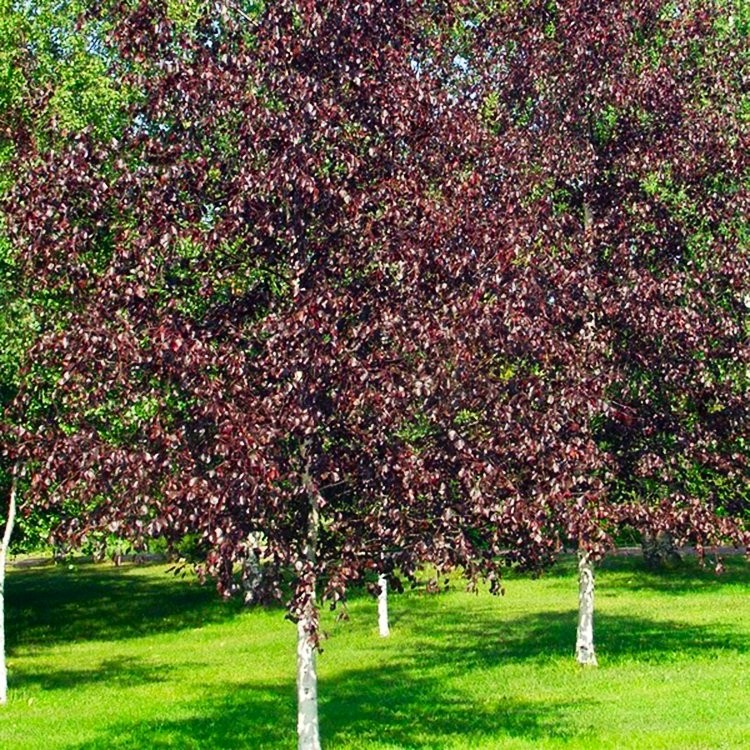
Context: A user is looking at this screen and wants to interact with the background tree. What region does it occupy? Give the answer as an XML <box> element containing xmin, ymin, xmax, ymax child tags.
<box><xmin>0</xmin><ymin>0</ymin><xmax>139</xmax><ymax>703</ymax></box>
<box><xmin>0</xmin><ymin>0</ymin><xmax>133</xmax><ymax>553</ymax></box>
<box><xmin>413</xmin><ymin>0</ymin><xmax>750</xmax><ymax>664</ymax></box>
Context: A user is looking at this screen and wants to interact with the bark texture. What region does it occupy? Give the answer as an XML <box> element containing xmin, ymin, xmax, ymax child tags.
<box><xmin>297</xmin><ymin>450</ymin><xmax>321</xmax><ymax>750</ymax></box>
<box><xmin>642</xmin><ymin>530</ymin><xmax>681</xmax><ymax>568</ymax></box>
<box><xmin>297</xmin><ymin>609</ymin><xmax>321</xmax><ymax>750</ymax></box>
<box><xmin>377</xmin><ymin>574</ymin><xmax>390</xmax><ymax>637</ymax></box>
<box><xmin>241</xmin><ymin>533</ymin><xmax>264</xmax><ymax>605</ymax></box>
<box><xmin>575</xmin><ymin>551</ymin><xmax>598</xmax><ymax>667</ymax></box>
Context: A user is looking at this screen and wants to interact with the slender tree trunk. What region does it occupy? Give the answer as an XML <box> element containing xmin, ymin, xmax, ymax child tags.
<box><xmin>298</xmin><ymin>446</ymin><xmax>321</xmax><ymax>750</ymax></box>
<box><xmin>642</xmin><ymin>530</ymin><xmax>681</xmax><ymax>568</ymax></box>
<box><xmin>377</xmin><ymin>573</ymin><xmax>390</xmax><ymax>637</ymax></box>
<box><xmin>575</xmin><ymin>550</ymin><xmax>598</xmax><ymax>667</ymax></box>
<box><xmin>241</xmin><ymin>533</ymin><xmax>263</xmax><ymax>604</ymax></box>
<box><xmin>0</xmin><ymin>473</ymin><xmax>18</xmax><ymax>706</ymax></box>
<box><xmin>242</xmin><ymin>552</ymin><xmax>262</xmax><ymax>603</ymax></box>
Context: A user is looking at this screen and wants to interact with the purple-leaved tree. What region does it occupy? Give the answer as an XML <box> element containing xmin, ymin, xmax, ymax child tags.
<box><xmin>2</xmin><ymin>0</ymin><xmax>549</xmax><ymax>742</ymax></box>
<box><xmin>448</xmin><ymin>0</ymin><xmax>750</xmax><ymax>664</ymax></box>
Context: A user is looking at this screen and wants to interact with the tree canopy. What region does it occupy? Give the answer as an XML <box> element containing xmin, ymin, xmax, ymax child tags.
<box><xmin>3</xmin><ymin>0</ymin><xmax>748</xmax><ymax>611</ymax></box>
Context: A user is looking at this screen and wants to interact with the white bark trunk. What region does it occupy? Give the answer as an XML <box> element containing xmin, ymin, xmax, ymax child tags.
<box><xmin>377</xmin><ymin>574</ymin><xmax>390</xmax><ymax>637</ymax></box>
<box><xmin>297</xmin><ymin>608</ymin><xmax>320</xmax><ymax>750</ymax></box>
<box><xmin>575</xmin><ymin>551</ymin><xmax>598</xmax><ymax>666</ymax></box>
<box><xmin>297</xmin><ymin>445</ymin><xmax>321</xmax><ymax>750</ymax></box>
<box><xmin>0</xmin><ymin>473</ymin><xmax>18</xmax><ymax>706</ymax></box>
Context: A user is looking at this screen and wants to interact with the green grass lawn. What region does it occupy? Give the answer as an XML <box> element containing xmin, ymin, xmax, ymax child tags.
<box><xmin>1</xmin><ymin>554</ymin><xmax>748</xmax><ymax>749</ymax></box>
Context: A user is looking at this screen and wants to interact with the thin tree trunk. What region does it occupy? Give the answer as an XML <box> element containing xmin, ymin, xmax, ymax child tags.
<box><xmin>242</xmin><ymin>552</ymin><xmax>262</xmax><ymax>603</ymax></box>
<box><xmin>0</xmin><ymin>472</ymin><xmax>18</xmax><ymax>706</ymax></box>
<box><xmin>642</xmin><ymin>530</ymin><xmax>681</xmax><ymax>568</ymax></box>
<box><xmin>377</xmin><ymin>573</ymin><xmax>390</xmax><ymax>637</ymax></box>
<box><xmin>241</xmin><ymin>533</ymin><xmax>263</xmax><ymax>605</ymax></box>
<box><xmin>575</xmin><ymin>550</ymin><xmax>598</xmax><ymax>667</ymax></box>
<box><xmin>298</xmin><ymin>446</ymin><xmax>321</xmax><ymax>750</ymax></box>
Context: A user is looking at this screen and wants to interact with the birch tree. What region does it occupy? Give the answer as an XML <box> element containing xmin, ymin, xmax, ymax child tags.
<box><xmin>3</xmin><ymin>2</ymin><xmax>526</xmax><ymax>744</ymax></box>
<box><xmin>415</xmin><ymin>0</ymin><xmax>750</xmax><ymax>662</ymax></box>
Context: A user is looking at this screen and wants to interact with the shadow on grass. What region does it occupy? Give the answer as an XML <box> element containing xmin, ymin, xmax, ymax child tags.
<box><xmin>396</xmin><ymin>606</ymin><xmax>748</xmax><ymax>671</ymax></box>
<box><xmin>319</xmin><ymin>664</ymin><xmax>579</xmax><ymax>748</ymax></box>
<box><xmin>596</xmin><ymin>554</ymin><xmax>749</xmax><ymax>595</ymax></box>
<box><xmin>70</xmin><ymin>666</ymin><xmax>580</xmax><ymax>750</ymax></box>
<box><xmin>8</xmin><ymin>557</ymin><xmax>749</xmax><ymax>749</ymax></box>
<box><xmin>69</xmin><ymin>682</ymin><xmax>296</xmax><ymax>750</ymax></box>
<box><xmin>12</xmin><ymin>655</ymin><xmax>170</xmax><ymax>691</ymax></box>
<box><xmin>6</xmin><ymin>562</ymin><xmax>249</xmax><ymax>653</ymax></box>
<box><xmin>503</xmin><ymin>552</ymin><xmax>749</xmax><ymax>591</ymax></box>
<box><xmin>67</xmin><ymin>607</ymin><xmax>749</xmax><ymax>749</ymax></box>
<box><xmin>64</xmin><ymin>602</ymin><xmax>750</xmax><ymax>749</ymax></box>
